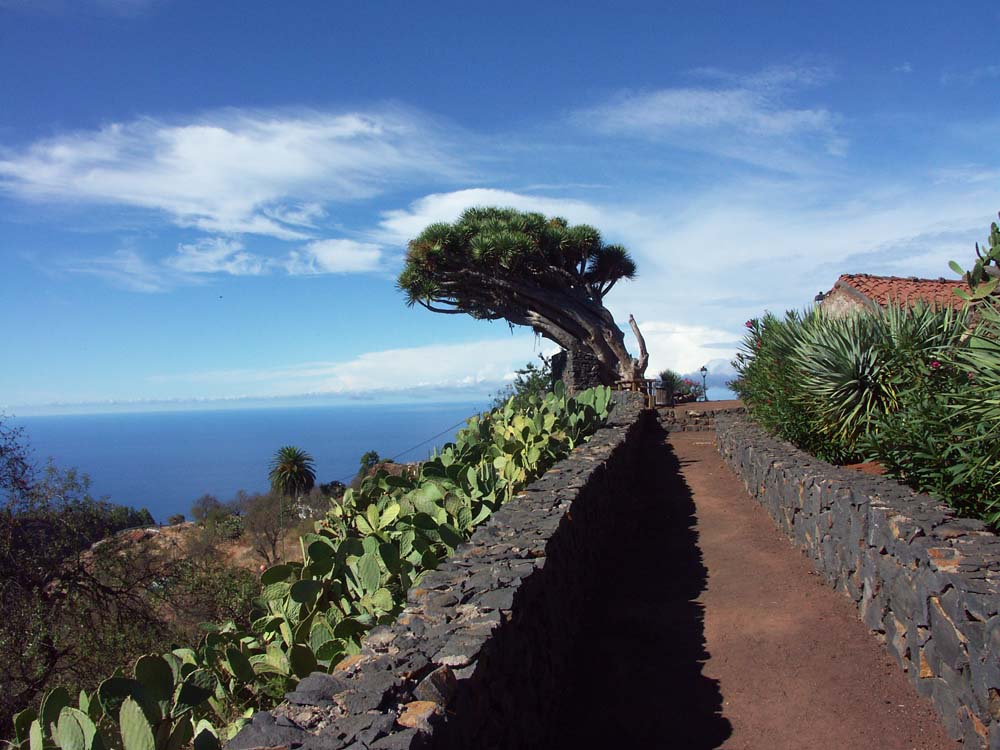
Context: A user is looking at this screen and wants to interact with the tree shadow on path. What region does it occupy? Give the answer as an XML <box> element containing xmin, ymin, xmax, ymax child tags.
<box><xmin>551</xmin><ymin>420</ymin><xmax>731</xmax><ymax>748</ymax></box>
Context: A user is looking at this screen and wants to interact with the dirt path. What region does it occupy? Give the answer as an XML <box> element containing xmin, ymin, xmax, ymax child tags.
<box><xmin>553</xmin><ymin>419</ymin><xmax>958</xmax><ymax>749</ymax></box>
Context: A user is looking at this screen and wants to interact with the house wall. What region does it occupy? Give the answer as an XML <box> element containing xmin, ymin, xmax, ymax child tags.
<box><xmin>819</xmin><ymin>286</ymin><xmax>869</xmax><ymax>317</ymax></box>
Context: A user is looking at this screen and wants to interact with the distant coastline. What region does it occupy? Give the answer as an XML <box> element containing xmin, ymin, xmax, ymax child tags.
<box><xmin>4</xmin><ymin>384</ymin><xmax>502</xmax><ymax>418</ymax></box>
<box><xmin>14</xmin><ymin>401</ymin><xmax>487</xmax><ymax>522</ymax></box>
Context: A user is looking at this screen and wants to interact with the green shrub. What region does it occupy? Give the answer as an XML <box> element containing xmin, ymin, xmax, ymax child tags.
<box><xmin>731</xmin><ymin>295</ymin><xmax>1000</xmax><ymax>525</ymax></box>
<box><xmin>212</xmin><ymin>514</ymin><xmax>244</xmax><ymax>541</ymax></box>
<box><xmin>733</xmin><ymin>303</ymin><xmax>971</xmax><ymax>464</ymax></box>
<box><xmin>732</xmin><ymin>311</ymin><xmax>835</xmax><ymax>459</ymax></box>
<box><xmin>490</xmin><ymin>356</ymin><xmax>553</xmax><ymax>411</ymax></box>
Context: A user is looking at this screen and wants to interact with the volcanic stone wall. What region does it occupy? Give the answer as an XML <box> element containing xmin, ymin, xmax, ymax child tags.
<box><xmin>551</xmin><ymin>346</ymin><xmax>609</xmax><ymax>393</ymax></box>
<box><xmin>229</xmin><ymin>392</ymin><xmax>651</xmax><ymax>750</ymax></box>
<box><xmin>660</xmin><ymin>406</ymin><xmax>744</xmax><ymax>432</ymax></box>
<box><xmin>716</xmin><ymin>414</ymin><xmax>1000</xmax><ymax>749</ymax></box>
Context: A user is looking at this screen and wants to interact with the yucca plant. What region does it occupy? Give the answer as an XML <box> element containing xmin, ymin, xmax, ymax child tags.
<box><xmin>732</xmin><ymin>311</ymin><xmax>833</xmax><ymax>458</ymax></box>
<box><xmin>791</xmin><ymin>303</ymin><xmax>968</xmax><ymax>457</ymax></box>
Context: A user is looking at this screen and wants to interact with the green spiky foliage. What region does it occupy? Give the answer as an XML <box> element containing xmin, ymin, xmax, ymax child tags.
<box><xmin>734</xmin><ymin>304</ymin><xmax>971</xmax><ymax>461</ymax></box>
<box><xmin>657</xmin><ymin>369</ymin><xmax>683</xmax><ymax>396</ymax></box>
<box><xmin>397</xmin><ymin>206</ymin><xmax>644</xmax><ymax>384</ymax></box>
<box><xmin>732</xmin><ymin>300</ymin><xmax>1000</xmax><ymax>523</ymax></box>
<box><xmin>267</xmin><ymin>447</ymin><xmax>316</xmax><ymax>499</ymax></box>
<box><xmin>732</xmin><ymin>311</ymin><xmax>833</xmax><ymax>459</ymax></box>
<box><xmin>928</xmin><ymin>298</ymin><xmax>1000</xmax><ymax>522</ymax></box>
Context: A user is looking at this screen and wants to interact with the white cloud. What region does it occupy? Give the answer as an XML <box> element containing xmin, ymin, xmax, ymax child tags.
<box><xmin>573</xmin><ymin>65</ymin><xmax>845</xmax><ymax>169</ymax></box>
<box><xmin>893</xmin><ymin>62</ymin><xmax>914</xmax><ymax>74</ymax></box>
<box><xmin>65</xmin><ymin>235</ymin><xmax>387</xmax><ymax>290</ymax></box>
<box><xmin>372</xmin><ymin>178</ymin><xmax>998</xmax><ymax>396</ymax></box>
<box><xmin>282</xmin><ymin>239</ymin><xmax>383</xmax><ymax>275</ymax></box>
<box><xmin>0</xmin><ymin>108</ymin><xmax>463</xmax><ymax>239</ymax></box>
<box><xmin>165</xmin><ymin>237</ymin><xmax>268</xmax><ymax>276</ymax></box>
<box><xmin>147</xmin><ymin>336</ymin><xmax>545</xmax><ymax>398</ymax></box>
<box><xmin>376</xmin><ymin>188</ymin><xmax>624</xmax><ymax>245</ymax></box>
<box><xmin>262</xmin><ymin>202</ymin><xmax>326</xmax><ymax>228</ymax></box>
<box><xmin>587</xmin><ymin>88</ymin><xmax>831</xmax><ymax>137</ymax></box>
<box><xmin>637</xmin><ymin>320</ymin><xmax>739</xmax><ymax>375</ymax></box>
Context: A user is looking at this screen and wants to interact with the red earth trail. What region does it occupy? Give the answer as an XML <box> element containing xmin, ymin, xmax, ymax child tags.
<box><xmin>553</xmin><ymin>412</ymin><xmax>958</xmax><ymax>749</ymax></box>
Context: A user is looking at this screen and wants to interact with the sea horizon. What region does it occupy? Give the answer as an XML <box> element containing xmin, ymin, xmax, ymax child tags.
<box><xmin>13</xmin><ymin>400</ymin><xmax>489</xmax><ymax>523</ymax></box>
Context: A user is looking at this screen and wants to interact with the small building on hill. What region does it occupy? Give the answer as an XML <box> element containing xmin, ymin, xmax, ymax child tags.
<box><xmin>816</xmin><ymin>274</ymin><xmax>966</xmax><ymax>317</ymax></box>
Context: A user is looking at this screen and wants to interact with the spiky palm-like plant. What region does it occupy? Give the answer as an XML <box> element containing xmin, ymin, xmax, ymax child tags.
<box><xmin>268</xmin><ymin>446</ymin><xmax>316</xmax><ymax>499</ymax></box>
<box><xmin>792</xmin><ymin>303</ymin><xmax>968</xmax><ymax>457</ymax></box>
<box><xmin>658</xmin><ymin>369</ymin><xmax>682</xmax><ymax>394</ymax></box>
<box><xmin>792</xmin><ymin>310</ymin><xmax>897</xmax><ymax>449</ymax></box>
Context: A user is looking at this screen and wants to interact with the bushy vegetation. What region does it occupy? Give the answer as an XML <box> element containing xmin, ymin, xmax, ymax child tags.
<box><xmin>0</xmin><ymin>419</ymin><xmax>259</xmax><ymax>741</ymax></box>
<box><xmin>10</xmin><ymin>384</ymin><xmax>614</xmax><ymax>750</ymax></box>
<box><xmin>733</xmin><ymin>214</ymin><xmax>1000</xmax><ymax>523</ymax></box>
<box><xmin>657</xmin><ymin>369</ymin><xmax>703</xmax><ymax>404</ymax></box>
<box><xmin>732</xmin><ymin>301</ymin><xmax>1000</xmax><ymax>524</ymax></box>
<box><xmin>491</xmin><ymin>356</ymin><xmax>553</xmax><ymax>411</ymax></box>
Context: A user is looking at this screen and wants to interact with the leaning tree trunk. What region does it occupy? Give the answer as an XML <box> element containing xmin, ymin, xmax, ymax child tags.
<box><xmin>544</xmin><ymin>312</ymin><xmax>649</xmax><ymax>391</ymax></box>
<box><xmin>429</xmin><ymin>272</ymin><xmax>648</xmax><ymax>387</ymax></box>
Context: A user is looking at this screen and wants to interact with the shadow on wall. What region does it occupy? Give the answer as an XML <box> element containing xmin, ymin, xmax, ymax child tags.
<box><xmin>552</xmin><ymin>421</ymin><xmax>731</xmax><ymax>748</ymax></box>
<box><xmin>421</xmin><ymin>412</ymin><xmax>730</xmax><ymax>750</ymax></box>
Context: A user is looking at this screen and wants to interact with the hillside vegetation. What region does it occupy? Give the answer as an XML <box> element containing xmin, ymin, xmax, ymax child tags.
<box><xmin>8</xmin><ymin>384</ymin><xmax>613</xmax><ymax>750</ymax></box>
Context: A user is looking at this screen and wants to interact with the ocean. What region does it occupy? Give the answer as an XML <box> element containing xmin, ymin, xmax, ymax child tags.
<box><xmin>13</xmin><ymin>402</ymin><xmax>487</xmax><ymax>522</ymax></box>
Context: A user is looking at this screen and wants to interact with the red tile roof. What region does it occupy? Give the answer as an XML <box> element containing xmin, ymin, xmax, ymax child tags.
<box><xmin>833</xmin><ymin>273</ymin><xmax>967</xmax><ymax>309</ymax></box>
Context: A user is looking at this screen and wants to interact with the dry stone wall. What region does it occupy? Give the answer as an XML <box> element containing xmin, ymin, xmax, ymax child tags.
<box><xmin>716</xmin><ymin>414</ymin><xmax>1000</xmax><ymax>749</ymax></box>
<box><xmin>660</xmin><ymin>406</ymin><xmax>744</xmax><ymax>432</ymax></box>
<box><xmin>550</xmin><ymin>347</ymin><xmax>608</xmax><ymax>393</ymax></box>
<box><xmin>228</xmin><ymin>393</ymin><xmax>651</xmax><ymax>750</ymax></box>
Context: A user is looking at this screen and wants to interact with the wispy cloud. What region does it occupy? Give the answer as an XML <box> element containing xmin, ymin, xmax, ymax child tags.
<box><xmin>282</xmin><ymin>239</ymin><xmax>383</xmax><ymax>275</ymax></box>
<box><xmin>940</xmin><ymin>65</ymin><xmax>1000</xmax><ymax>86</ymax></box>
<box><xmin>0</xmin><ymin>108</ymin><xmax>464</xmax><ymax>239</ymax></box>
<box><xmin>572</xmin><ymin>64</ymin><xmax>845</xmax><ymax>170</ymax></box>
<box><xmin>64</xmin><ymin>248</ymin><xmax>172</xmax><ymax>292</ymax></box>
<box><xmin>146</xmin><ymin>336</ymin><xmax>546</xmax><ymax>398</ymax></box>
<box><xmin>893</xmin><ymin>62</ymin><xmax>914</xmax><ymax>74</ymax></box>
<box><xmin>65</xmin><ymin>236</ymin><xmax>386</xmax><ymax>291</ymax></box>
<box><xmin>165</xmin><ymin>238</ymin><xmax>268</xmax><ymax>276</ymax></box>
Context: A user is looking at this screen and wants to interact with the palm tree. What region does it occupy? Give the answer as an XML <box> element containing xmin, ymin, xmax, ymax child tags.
<box><xmin>268</xmin><ymin>446</ymin><xmax>316</xmax><ymax>498</ymax></box>
<box><xmin>267</xmin><ymin>446</ymin><xmax>316</xmax><ymax>562</ymax></box>
<box><xmin>658</xmin><ymin>369</ymin><xmax>683</xmax><ymax>406</ymax></box>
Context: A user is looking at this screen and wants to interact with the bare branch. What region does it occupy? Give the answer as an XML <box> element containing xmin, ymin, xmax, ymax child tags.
<box><xmin>629</xmin><ymin>314</ymin><xmax>649</xmax><ymax>378</ymax></box>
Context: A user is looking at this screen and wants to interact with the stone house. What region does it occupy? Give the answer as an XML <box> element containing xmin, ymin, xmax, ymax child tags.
<box><xmin>816</xmin><ymin>274</ymin><xmax>967</xmax><ymax>317</ymax></box>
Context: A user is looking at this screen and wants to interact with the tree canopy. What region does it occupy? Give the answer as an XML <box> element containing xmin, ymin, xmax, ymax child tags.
<box><xmin>397</xmin><ymin>206</ymin><xmax>648</xmax><ymax>384</ymax></box>
<box><xmin>268</xmin><ymin>446</ymin><xmax>316</xmax><ymax>498</ymax></box>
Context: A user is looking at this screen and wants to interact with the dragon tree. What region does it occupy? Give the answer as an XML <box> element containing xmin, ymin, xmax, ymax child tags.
<box><xmin>397</xmin><ymin>207</ymin><xmax>649</xmax><ymax>386</ymax></box>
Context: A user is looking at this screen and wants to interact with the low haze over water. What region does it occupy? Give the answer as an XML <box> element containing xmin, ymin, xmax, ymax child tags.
<box><xmin>15</xmin><ymin>402</ymin><xmax>486</xmax><ymax>522</ymax></box>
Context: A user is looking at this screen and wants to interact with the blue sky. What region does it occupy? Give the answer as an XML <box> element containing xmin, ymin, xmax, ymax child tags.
<box><xmin>2</xmin><ymin>0</ymin><xmax>998</xmax><ymax>414</ymax></box>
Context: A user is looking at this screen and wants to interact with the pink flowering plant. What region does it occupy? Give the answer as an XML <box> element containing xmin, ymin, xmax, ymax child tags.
<box><xmin>658</xmin><ymin>369</ymin><xmax>703</xmax><ymax>403</ymax></box>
